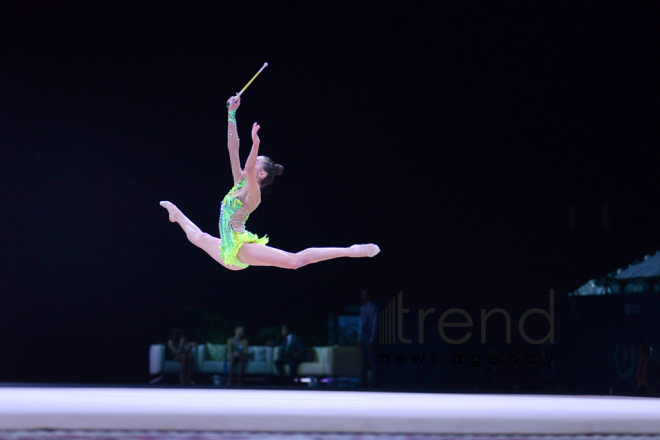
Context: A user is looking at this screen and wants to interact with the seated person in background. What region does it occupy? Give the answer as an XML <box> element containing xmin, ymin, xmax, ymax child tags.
<box><xmin>227</xmin><ymin>325</ymin><xmax>249</xmax><ymax>385</ymax></box>
<box><xmin>167</xmin><ymin>328</ymin><xmax>197</xmax><ymax>385</ymax></box>
<box><xmin>275</xmin><ymin>323</ymin><xmax>304</xmax><ymax>384</ymax></box>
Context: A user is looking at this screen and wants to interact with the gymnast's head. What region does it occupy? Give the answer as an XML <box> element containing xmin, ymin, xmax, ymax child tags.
<box><xmin>255</xmin><ymin>155</ymin><xmax>284</xmax><ymax>187</ymax></box>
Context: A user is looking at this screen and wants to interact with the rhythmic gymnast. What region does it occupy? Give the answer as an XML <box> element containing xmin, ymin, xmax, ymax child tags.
<box><xmin>159</xmin><ymin>95</ymin><xmax>380</xmax><ymax>271</ymax></box>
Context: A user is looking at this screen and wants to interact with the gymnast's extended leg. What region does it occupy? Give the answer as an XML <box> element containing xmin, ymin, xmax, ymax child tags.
<box><xmin>160</xmin><ymin>201</ymin><xmax>244</xmax><ymax>271</ymax></box>
<box><xmin>236</xmin><ymin>241</ymin><xmax>380</xmax><ymax>270</ymax></box>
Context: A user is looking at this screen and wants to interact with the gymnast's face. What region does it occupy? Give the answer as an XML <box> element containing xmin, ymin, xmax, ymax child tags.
<box><xmin>255</xmin><ymin>156</ymin><xmax>267</xmax><ymax>181</ymax></box>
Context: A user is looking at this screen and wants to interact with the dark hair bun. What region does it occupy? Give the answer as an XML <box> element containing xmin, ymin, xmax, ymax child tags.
<box><xmin>274</xmin><ymin>164</ymin><xmax>284</xmax><ymax>176</ymax></box>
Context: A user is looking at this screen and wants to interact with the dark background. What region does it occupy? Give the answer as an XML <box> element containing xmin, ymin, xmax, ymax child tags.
<box><xmin>1</xmin><ymin>1</ymin><xmax>658</xmax><ymax>386</ymax></box>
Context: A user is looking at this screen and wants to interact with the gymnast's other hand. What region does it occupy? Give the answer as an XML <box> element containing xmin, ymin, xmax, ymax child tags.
<box><xmin>227</xmin><ymin>95</ymin><xmax>241</xmax><ymax>111</ymax></box>
<box><xmin>251</xmin><ymin>122</ymin><xmax>260</xmax><ymax>144</ymax></box>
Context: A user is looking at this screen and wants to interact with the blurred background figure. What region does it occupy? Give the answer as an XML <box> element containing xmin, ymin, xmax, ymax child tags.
<box><xmin>167</xmin><ymin>328</ymin><xmax>197</xmax><ymax>385</ymax></box>
<box><xmin>636</xmin><ymin>342</ymin><xmax>652</xmax><ymax>396</ymax></box>
<box><xmin>358</xmin><ymin>289</ymin><xmax>380</xmax><ymax>388</ymax></box>
<box><xmin>227</xmin><ymin>325</ymin><xmax>249</xmax><ymax>385</ymax></box>
<box><xmin>275</xmin><ymin>323</ymin><xmax>304</xmax><ymax>384</ymax></box>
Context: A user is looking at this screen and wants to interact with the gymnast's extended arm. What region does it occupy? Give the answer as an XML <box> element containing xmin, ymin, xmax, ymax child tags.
<box><xmin>227</xmin><ymin>95</ymin><xmax>243</xmax><ymax>185</ymax></box>
<box><xmin>242</xmin><ymin>122</ymin><xmax>262</xmax><ymax>205</ymax></box>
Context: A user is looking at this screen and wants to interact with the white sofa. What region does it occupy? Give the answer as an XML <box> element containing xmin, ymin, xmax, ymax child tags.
<box><xmin>273</xmin><ymin>346</ymin><xmax>332</xmax><ymax>376</ymax></box>
<box><xmin>149</xmin><ymin>343</ymin><xmax>361</xmax><ymax>382</ymax></box>
<box><xmin>149</xmin><ymin>344</ymin><xmax>199</xmax><ymax>376</ymax></box>
<box><xmin>196</xmin><ymin>344</ymin><xmax>274</xmax><ymax>375</ymax></box>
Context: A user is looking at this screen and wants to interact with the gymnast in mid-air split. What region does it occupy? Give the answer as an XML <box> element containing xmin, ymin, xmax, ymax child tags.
<box><xmin>159</xmin><ymin>90</ymin><xmax>380</xmax><ymax>271</ymax></box>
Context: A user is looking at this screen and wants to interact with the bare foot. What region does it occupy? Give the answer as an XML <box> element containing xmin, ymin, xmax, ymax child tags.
<box><xmin>159</xmin><ymin>201</ymin><xmax>179</xmax><ymax>223</ymax></box>
<box><xmin>350</xmin><ymin>243</ymin><xmax>381</xmax><ymax>258</ymax></box>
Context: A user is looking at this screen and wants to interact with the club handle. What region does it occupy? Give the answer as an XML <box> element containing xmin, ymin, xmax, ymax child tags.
<box><xmin>226</xmin><ymin>62</ymin><xmax>268</xmax><ymax>108</ymax></box>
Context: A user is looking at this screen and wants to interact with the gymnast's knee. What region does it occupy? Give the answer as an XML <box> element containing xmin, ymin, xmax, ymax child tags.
<box><xmin>290</xmin><ymin>253</ymin><xmax>309</xmax><ymax>270</ymax></box>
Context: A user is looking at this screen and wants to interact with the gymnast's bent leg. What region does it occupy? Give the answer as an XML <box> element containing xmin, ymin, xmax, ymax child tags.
<box><xmin>160</xmin><ymin>201</ymin><xmax>244</xmax><ymax>271</ymax></box>
<box><xmin>236</xmin><ymin>241</ymin><xmax>380</xmax><ymax>270</ymax></box>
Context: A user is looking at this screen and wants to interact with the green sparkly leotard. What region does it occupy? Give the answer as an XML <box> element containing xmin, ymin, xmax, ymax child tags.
<box><xmin>219</xmin><ymin>177</ymin><xmax>269</xmax><ymax>268</ymax></box>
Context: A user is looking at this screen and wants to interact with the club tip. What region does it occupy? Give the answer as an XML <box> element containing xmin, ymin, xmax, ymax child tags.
<box><xmin>264</xmin><ymin>62</ymin><xmax>268</xmax><ymax>67</ymax></box>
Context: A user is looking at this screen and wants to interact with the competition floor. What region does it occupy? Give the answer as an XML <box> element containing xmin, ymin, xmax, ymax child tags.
<box><xmin>1</xmin><ymin>387</ymin><xmax>660</xmax><ymax>438</ymax></box>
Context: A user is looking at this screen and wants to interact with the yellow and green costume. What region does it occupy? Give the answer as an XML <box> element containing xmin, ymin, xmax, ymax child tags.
<box><xmin>219</xmin><ymin>177</ymin><xmax>269</xmax><ymax>268</ymax></box>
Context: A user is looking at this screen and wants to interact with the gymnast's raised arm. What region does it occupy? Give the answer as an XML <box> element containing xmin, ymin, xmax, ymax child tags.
<box><xmin>242</xmin><ymin>122</ymin><xmax>262</xmax><ymax>206</ymax></box>
<box><xmin>227</xmin><ymin>95</ymin><xmax>243</xmax><ymax>185</ymax></box>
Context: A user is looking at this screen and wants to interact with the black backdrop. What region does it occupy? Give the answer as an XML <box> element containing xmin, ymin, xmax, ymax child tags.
<box><xmin>1</xmin><ymin>1</ymin><xmax>659</xmax><ymax>387</ymax></box>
